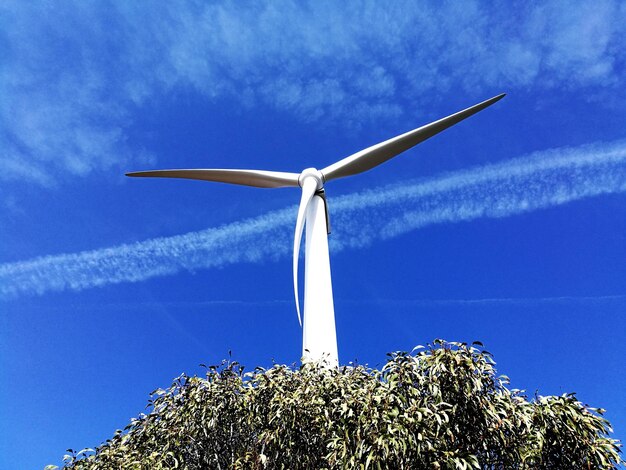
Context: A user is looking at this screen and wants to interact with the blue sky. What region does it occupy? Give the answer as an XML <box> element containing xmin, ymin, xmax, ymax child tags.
<box><xmin>1</xmin><ymin>1</ymin><xmax>625</xmax><ymax>468</ymax></box>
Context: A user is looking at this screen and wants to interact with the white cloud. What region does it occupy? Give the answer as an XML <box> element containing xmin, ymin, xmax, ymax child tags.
<box><xmin>1</xmin><ymin>139</ymin><xmax>625</xmax><ymax>300</ymax></box>
<box><xmin>1</xmin><ymin>1</ymin><xmax>625</xmax><ymax>185</ymax></box>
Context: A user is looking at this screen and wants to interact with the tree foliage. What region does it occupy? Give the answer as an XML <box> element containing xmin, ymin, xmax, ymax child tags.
<box><xmin>53</xmin><ymin>340</ymin><xmax>621</xmax><ymax>469</ymax></box>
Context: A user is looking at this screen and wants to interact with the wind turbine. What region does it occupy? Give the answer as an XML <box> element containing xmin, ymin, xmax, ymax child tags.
<box><xmin>127</xmin><ymin>93</ymin><xmax>505</xmax><ymax>366</ymax></box>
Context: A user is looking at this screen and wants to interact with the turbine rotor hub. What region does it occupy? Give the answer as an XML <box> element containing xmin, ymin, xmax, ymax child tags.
<box><xmin>298</xmin><ymin>168</ymin><xmax>324</xmax><ymax>190</ymax></box>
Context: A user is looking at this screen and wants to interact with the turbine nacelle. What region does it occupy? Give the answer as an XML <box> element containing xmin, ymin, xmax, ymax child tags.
<box><xmin>298</xmin><ymin>168</ymin><xmax>325</xmax><ymax>190</ymax></box>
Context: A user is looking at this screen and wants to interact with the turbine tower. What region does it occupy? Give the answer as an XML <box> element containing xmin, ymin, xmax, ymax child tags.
<box><xmin>127</xmin><ymin>94</ymin><xmax>505</xmax><ymax>366</ymax></box>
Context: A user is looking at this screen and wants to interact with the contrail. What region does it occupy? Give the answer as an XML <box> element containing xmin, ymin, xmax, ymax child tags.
<box><xmin>2</xmin><ymin>140</ymin><xmax>626</xmax><ymax>300</ymax></box>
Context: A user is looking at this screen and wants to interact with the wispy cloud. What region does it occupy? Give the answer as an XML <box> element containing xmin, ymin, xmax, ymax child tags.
<box><xmin>344</xmin><ymin>294</ymin><xmax>626</xmax><ymax>308</ymax></box>
<box><xmin>1</xmin><ymin>139</ymin><xmax>625</xmax><ymax>300</ymax></box>
<box><xmin>1</xmin><ymin>1</ymin><xmax>625</xmax><ymax>185</ymax></box>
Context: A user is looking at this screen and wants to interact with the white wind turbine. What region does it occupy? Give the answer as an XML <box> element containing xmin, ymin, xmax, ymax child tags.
<box><xmin>127</xmin><ymin>93</ymin><xmax>505</xmax><ymax>366</ymax></box>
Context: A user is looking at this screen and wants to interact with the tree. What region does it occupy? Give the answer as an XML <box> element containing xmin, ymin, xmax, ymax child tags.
<box><xmin>52</xmin><ymin>340</ymin><xmax>622</xmax><ymax>469</ymax></box>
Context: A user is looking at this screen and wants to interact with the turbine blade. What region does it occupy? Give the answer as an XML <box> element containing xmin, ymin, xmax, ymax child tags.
<box><xmin>126</xmin><ymin>169</ymin><xmax>300</xmax><ymax>188</ymax></box>
<box><xmin>321</xmin><ymin>93</ymin><xmax>506</xmax><ymax>182</ymax></box>
<box><xmin>293</xmin><ymin>178</ymin><xmax>318</xmax><ymax>327</ymax></box>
